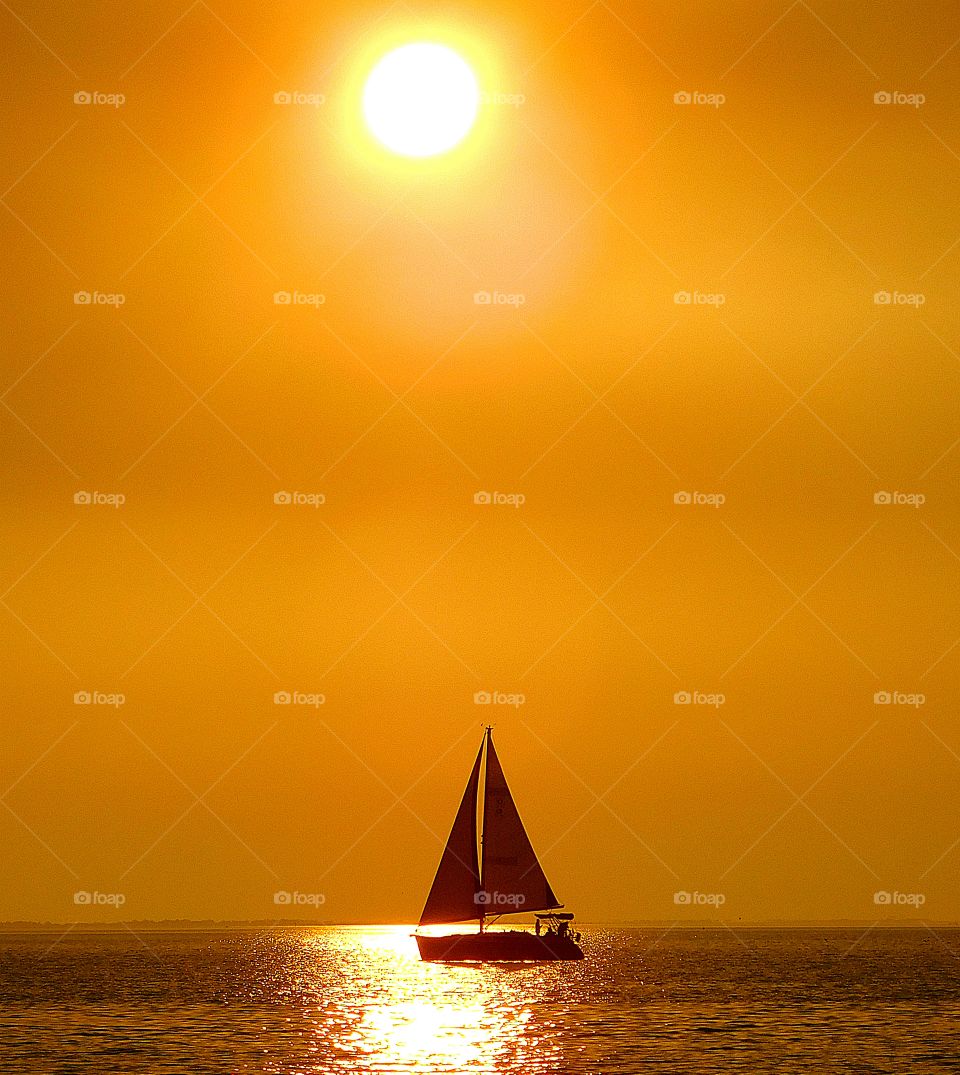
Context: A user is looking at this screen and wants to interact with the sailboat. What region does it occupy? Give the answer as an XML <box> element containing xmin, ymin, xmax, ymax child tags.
<box><xmin>415</xmin><ymin>726</ymin><xmax>584</xmax><ymax>962</ymax></box>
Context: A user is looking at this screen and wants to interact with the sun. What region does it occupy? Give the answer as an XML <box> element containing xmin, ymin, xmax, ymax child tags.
<box><xmin>362</xmin><ymin>43</ymin><xmax>480</xmax><ymax>158</ymax></box>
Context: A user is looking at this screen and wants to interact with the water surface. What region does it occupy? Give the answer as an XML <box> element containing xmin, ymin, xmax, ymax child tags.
<box><xmin>1</xmin><ymin>927</ymin><xmax>959</xmax><ymax>1073</ymax></box>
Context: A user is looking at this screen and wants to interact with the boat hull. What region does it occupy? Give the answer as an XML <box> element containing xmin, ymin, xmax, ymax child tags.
<box><xmin>416</xmin><ymin>930</ymin><xmax>584</xmax><ymax>962</ymax></box>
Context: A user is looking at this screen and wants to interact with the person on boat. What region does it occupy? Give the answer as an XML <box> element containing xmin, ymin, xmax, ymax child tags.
<box><xmin>535</xmin><ymin>919</ymin><xmax>541</xmax><ymax>936</ymax></box>
<box><xmin>558</xmin><ymin>921</ymin><xmax>569</xmax><ymax>939</ymax></box>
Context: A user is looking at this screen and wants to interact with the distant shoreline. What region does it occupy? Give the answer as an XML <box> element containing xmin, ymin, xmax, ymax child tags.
<box><xmin>0</xmin><ymin>920</ymin><xmax>956</xmax><ymax>933</ymax></box>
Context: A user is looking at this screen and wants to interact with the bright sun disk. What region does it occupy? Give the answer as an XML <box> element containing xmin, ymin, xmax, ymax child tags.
<box><xmin>363</xmin><ymin>43</ymin><xmax>480</xmax><ymax>158</ymax></box>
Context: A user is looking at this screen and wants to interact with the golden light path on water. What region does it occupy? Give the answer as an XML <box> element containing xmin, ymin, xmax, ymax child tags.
<box><xmin>265</xmin><ymin>926</ymin><xmax>574</xmax><ymax>1073</ymax></box>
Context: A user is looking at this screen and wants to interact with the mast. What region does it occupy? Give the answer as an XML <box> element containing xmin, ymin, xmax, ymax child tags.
<box><xmin>477</xmin><ymin>725</ymin><xmax>492</xmax><ymax>932</ymax></box>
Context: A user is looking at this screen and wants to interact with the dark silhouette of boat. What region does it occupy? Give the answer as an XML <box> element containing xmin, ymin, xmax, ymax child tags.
<box><xmin>415</xmin><ymin>726</ymin><xmax>584</xmax><ymax>962</ymax></box>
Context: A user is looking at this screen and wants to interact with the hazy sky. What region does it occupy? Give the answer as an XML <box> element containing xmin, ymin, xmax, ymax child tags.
<box><xmin>3</xmin><ymin>0</ymin><xmax>960</xmax><ymax>925</ymax></box>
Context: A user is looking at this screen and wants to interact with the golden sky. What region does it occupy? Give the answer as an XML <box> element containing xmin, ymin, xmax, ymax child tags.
<box><xmin>3</xmin><ymin>0</ymin><xmax>960</xmax><ymax>925</ymax></box>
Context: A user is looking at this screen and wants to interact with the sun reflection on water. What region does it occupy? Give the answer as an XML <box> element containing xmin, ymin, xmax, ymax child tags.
<box><xmin>360</xmin><ymin>999</ymin><xmax>502</xmax><ymax>1070</ymax></box>
<box><xmin>285</xmin><ymin>926</ymin><xmax>561</xmax><ymax>1073</ymax></box>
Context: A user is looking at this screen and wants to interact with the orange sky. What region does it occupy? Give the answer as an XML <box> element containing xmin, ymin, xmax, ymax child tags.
<box><xmin>3</xmin><ymin>0</ymin><xmax>960</xmax><ymax>925</ymax></box>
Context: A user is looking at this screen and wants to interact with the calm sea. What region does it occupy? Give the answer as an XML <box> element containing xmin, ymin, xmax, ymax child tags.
<box><xmin>1</xmin><ymin>927</ymin><xmax>958</xmax><ymax>1073</ymax></box>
